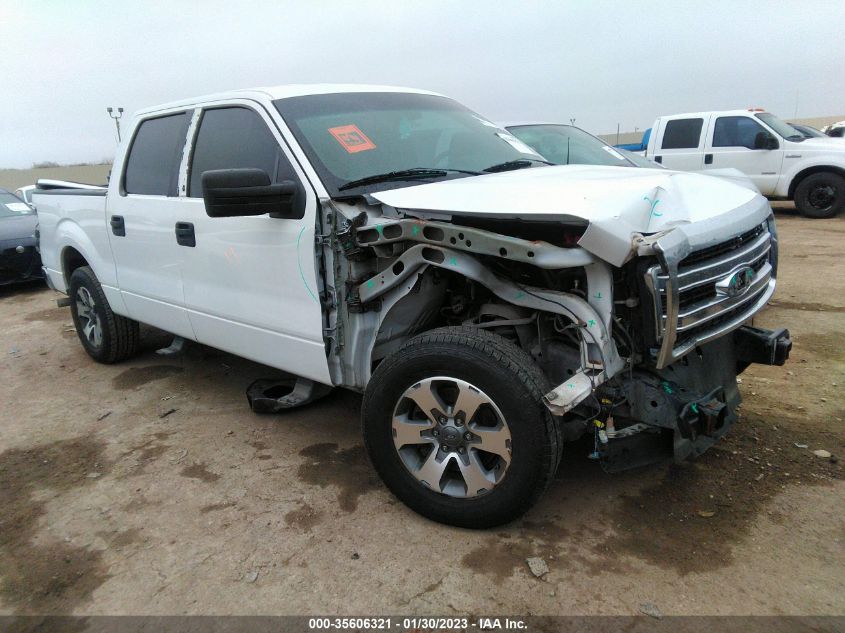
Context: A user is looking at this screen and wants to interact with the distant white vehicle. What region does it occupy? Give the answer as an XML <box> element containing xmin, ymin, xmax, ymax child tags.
<box><xmin>645</xmin><ymin>109</ymin><xmax>845</xmax><ymax>218</ymax></box>
<box><xmin>505</xmin><ymin>122</ymin><xmax>760</xmax><ymax>193</ymax></box>
<box><xmin>823</xmin><ymin>121</ymin><xmax>845</xmax><ymax>138</ymax></box>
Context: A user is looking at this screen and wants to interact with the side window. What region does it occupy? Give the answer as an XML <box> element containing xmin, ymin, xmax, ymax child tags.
<box><xmin>188</xmin><ymin>107</ymin><xmax>297</xmax><ymax>197</ymax></box>
<box><xmin>124</xmin><ymin>113</ymin><xmax>190</xmax><ymax>196</ymax></box>
<box><xmin>661</xmin><ymin>118</ymin><xmax>704</xmax><ymax>150</ymax></box>
<box><xmin>713</xmin><ymin>116</ymin><xmax>767</xmax><ymax>149</ymax></box>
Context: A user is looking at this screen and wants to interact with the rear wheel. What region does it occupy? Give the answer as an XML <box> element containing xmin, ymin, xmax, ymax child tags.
<box><xmin>69</xmin><ymin>266</ymin><xmax>139</xmax><ymax>363</ymax></box>
<box><xmin>794</xmin><ymin>172</ymin><xmax>845</xmax><ymax>219</ymax></box>
<box><xmin>362</xmin><ymin>326</ymin><xmax>561</xmax><ymax>528</ymax></box>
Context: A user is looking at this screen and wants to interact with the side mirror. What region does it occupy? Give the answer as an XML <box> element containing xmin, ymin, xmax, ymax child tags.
<box><xmin>201</xmin><ymin>168</ymin><xmax>299</xmax><ymax>218</ymax></box>
<box><xmin>754</xmin><ymin>132</ymin><xmax>779</xmax><ymax>150</ymax></box>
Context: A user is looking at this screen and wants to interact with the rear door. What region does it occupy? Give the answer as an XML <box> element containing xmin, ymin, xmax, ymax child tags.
<box><xmin>175</xmin><ymin>101</ymin><xmax>331</xmax><ymax>383</ymax></box>
<box><xmin>653</xmin><ymin>116</ymin><xmax>707</xmax><ymax>171</ymax></box>
<box><xmin>107</xmin><ymin>111</ymin><xmax>195</xmax><ymax>338</ymax></box>
<box><xmin>702</xmin><ymin>115</ymin><xmax>784</xmax><ymax>195</ymax></box>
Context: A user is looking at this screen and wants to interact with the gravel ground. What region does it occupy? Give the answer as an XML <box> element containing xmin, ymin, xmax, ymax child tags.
<box><xmin>0</xmin><ymin>206</ymin><xmax>842</xmax><ymax>616</ymax></box>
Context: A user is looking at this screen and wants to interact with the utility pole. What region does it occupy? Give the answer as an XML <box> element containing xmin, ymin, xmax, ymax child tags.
<box><xmin>107</xmin><ymin>107</ymin><xmax>124</xmax><ymax>143</ymax></box>
<box><xmin>570</xmin><ymin>118</ymin><xmax>576</xmax><ymax>127</ymax></box>
<box><xmin>616</xmin><ymin>123</ymin><xmax>620</xmax><ymax>145</ymax></box>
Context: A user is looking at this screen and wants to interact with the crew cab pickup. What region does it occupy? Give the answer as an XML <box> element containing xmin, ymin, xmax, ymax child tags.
<box><xmin>35</xmin><ymin>85</ymin><xmax>792</xmax><ymax>528</ymax></box>
<box><xmin>644</xmin><ymin>109</ymin><xmax>845</xmax><ymax>218</ymax></box>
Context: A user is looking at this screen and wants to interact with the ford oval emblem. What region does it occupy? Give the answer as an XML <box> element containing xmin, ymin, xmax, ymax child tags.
<box><xmin>716</xmin><ymin>266</ymin><xmax>756</xmax><ymax>298</ymax></box>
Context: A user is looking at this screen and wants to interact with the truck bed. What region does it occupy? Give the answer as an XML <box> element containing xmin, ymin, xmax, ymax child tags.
<box><xmin>32</xmin><ymin>187</ymin><xmax>112</xmax><ymax>295</ymax></box>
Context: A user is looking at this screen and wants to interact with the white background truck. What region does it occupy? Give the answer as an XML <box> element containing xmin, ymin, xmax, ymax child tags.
<box><xmin>35</xmin><ymin>85</ymin><xmax>791</xmax><ymax>527</ymax></box>
<box><xmin>645</xmin><ymin>109</ymin><xmax>845</xmax><ymax>218</ymax></box>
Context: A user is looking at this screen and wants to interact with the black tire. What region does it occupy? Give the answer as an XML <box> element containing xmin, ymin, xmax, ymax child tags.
<box><xmin>68</xmin><ymin>266</ymin><xmax>140</xmax><ymax>364</ymax></box>
<box><xmin>794</xmin><ymin>172</ymin><xmax>845</xmax><ymax>219</ymax></box>
<box><xmin>362</xmin><ymin>326</ymin><xmax>561</xmax><ymax>528</ymax></box>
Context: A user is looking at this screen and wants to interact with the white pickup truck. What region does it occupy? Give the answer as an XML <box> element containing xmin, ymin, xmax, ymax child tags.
<box><xmin>644</xmin><ymin>109</ymin><xmax>845</xmax><ymax>218</ymax></box>
<box><xmin>35</xmin><ymin>85</ymin><xmax>792</xmax><ymax>527</ymax></box>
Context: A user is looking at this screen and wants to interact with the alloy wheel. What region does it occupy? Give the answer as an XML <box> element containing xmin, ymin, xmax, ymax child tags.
<box><xmin>391</xmin><ymin>376</ymin><xmax>512</xmax><ymax>498</ymax></box>
<box><xmin>76</xmin><ymin>286</ymin><xmax>103</xmax><ymax>348</ymax></box>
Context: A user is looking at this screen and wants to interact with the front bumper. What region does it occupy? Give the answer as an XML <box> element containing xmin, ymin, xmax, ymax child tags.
<box><xmin>735</xmin><ymin>324</ymin><xmax>792</xmax><ymax>367</ymax></box>
<box><xmin>600</xmin><ymin>325</ymin><xmax>791</xmax><ymax>471</ymax></box>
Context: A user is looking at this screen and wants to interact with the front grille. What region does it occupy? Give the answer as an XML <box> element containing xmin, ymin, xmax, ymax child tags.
<box><xmin>646</xmin><ymin>222</ymin><xmax>776</xmax><ymax>367</ymax></box>
<box><xmin>679</xmin><ymin>223</ymin><xmax>766</xmax><ymax>269</ymax></box>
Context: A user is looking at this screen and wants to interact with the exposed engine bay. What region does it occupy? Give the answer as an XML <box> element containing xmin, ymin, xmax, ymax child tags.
<box><xmin>315</xmin><ymin>198</ymin><xmax>792</xmax><ymax>471</ymax></box>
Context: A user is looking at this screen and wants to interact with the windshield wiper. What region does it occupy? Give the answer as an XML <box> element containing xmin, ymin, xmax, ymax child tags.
<box><xmin>338</xmin><ymin>167</ymin><xmax>481</xmax><ymax>191</ymax></box>
<box><xmin>483</xmin><ymin>158</ymin><xmax>553</xmax><ymax>173</ymax></box>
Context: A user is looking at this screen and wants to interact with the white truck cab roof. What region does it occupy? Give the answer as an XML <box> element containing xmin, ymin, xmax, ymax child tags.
<box><xmin>657</xmin><ymin>109</ymin><xmax>772</xmax><ymax>120</ymax></box>
<box><xmin>138</xmin><ymin>84</ymin><xmax>443</xmax><ymax>116</ymax></box>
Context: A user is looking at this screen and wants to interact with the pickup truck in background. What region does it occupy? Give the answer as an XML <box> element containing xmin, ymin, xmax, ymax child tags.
<box><xmin>643</xmin><ymin>109</ymin><xmax>845</xmax><ymax>218</ymax></box>
<box><xmin>35</xmin><ymin>85</ymin><xmax>791</xmax><ymax>528</ymax></box>
<box><xmin>505</xmin><ymin>122</ymin><xmax>758</xmax><ymax>192</ymax></box>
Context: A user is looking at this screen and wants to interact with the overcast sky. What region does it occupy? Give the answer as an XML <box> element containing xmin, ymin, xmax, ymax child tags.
<box><xmin>1</xmin><ymin>0</ymin><xmax>844</xmax><ymax>168</ymax></box>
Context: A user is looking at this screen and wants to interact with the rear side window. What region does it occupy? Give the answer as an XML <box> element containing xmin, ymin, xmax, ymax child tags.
<box><xmin>188</xmin><ymin>107</ymin><xmax>296</xmax><ymax>197</ymax></box>
<box><xmin>713</xmin><ymin>116</ymin><xmax>766</xmax><ymax>149</ymax></box>
<box><xmin>661</xmin><ymin>118</ymin><xmax>703</xmax><ymax>149</ymax></box>
<box><xmin>124</xmin><ymin>113</ymin><xmax>190</xmax><ymax>196</ymax></box>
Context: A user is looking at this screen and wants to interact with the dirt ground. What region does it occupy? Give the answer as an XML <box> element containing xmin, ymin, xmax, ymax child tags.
<box><xmin>0</xmin><ymin>204</ymin><xmax>842</xmax><ymax>617</ymax></box>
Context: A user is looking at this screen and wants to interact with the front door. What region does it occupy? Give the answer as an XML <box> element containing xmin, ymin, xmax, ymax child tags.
<box><xmin>702</xmin><ymin>115</ymin><xmax>784</xmax><ymax>195</ymax></box>
<box><xmin>176</xmin><ymin>103</ymin><xmax>331</xmax><ymax>384</ymax></box>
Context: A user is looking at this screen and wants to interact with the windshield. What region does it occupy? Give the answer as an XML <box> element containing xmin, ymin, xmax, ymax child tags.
<box><xmin>755</xmin><ymin>113</ymin><xmax>804</xmax><ymax>141</ymax></box>
<box><xmin>507</xmin><ymin>124</ymin><xmax>636</xmax><ymax>167</ymax></box>
<box><xmin>0</xmin><ymin>191</ymin><xmax>34</xmax><ymax>217</ymax></box>
<box><xmin>273</xmin><ymin>92</ymin><xmax>542</xmax><ymax>196</ymax></box>
<box><xmin>618</xmin><ymin>148</ymin><xmax>665</xmax><ymax>169</ymax></box>
<box><xmin>794</xmin><ymin>125</ymin><xmax>826</xmax><ymax>139</ymax></box>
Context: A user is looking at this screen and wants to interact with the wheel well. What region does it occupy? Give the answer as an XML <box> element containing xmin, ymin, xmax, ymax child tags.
<box><xmin>788</xmin><ymin>166</ymin><xmax>845</xmax><ymax>199</ymax></box>
<box><xmin>61</xmin><ymin>247</ymin><xmax>88</xmax><ymax>287</ymax></box>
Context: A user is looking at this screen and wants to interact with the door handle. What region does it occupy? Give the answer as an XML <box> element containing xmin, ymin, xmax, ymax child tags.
<box><xmin>654</xmin><ymin>155</ymin><xmax>662</xmax><ymax>164</ymax></box>
<box><xmin>175</xmin><ymin>222</ymin><xmax>196</xmax><ymax>247</ymax></box>
<box><xmin>110</xmin><ymin>215</ymin><xmax>125</xmax><ymax>237</ymax></box>
<box><xmin>704</xmin><ymin>154</ymin><xmax>713</xmax><ymax>165</ymax></box>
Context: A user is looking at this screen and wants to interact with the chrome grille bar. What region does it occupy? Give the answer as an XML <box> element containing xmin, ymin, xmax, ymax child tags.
<box><xmin>646</xmin><ymin>221</ymin><xmax>776</xmax><ymax>368</ymax></box>
<box><xmin>655</xmin><ymin>231</ymin><xmax>773</xmax><ymax>292</ymax></box>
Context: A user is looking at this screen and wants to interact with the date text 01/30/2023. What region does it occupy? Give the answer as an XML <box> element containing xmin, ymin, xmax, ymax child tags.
<box><xmin>307</xmin><ymin>617</ymin><xmax>527</xmax><ymax>630</ymax></box>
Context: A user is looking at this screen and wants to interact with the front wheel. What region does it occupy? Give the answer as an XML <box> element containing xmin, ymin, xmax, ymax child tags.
<box><xmin>69</xmin><ymin>266</ymin><xmax>140</xmax><ymax>363</ymax></box>
<box><xmin>362</xmin><ymin>327</ymin><xmax>561</xmax><ymax>528</ymax></box>
<box><xmin>794</xmin><ymin>172</ymin><xmax>845</xmax><ymax>219</ymax></box>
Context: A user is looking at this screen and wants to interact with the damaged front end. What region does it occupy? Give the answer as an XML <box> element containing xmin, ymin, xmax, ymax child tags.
<box><xmin>575</xmin><ymin>200</ymin><xmax>792</xmax><ymax>470</ymax></box>
<box><xmin>320</xmin><ymin>184</ymin><xmax>790</xmax><ymax>473</ymax></box>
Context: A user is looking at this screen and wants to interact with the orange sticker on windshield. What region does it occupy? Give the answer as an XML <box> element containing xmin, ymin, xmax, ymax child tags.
<box><xmin>328</xmin><ymin>124</ymin><xmax>376</xmax><ymax>153</ymax></box>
